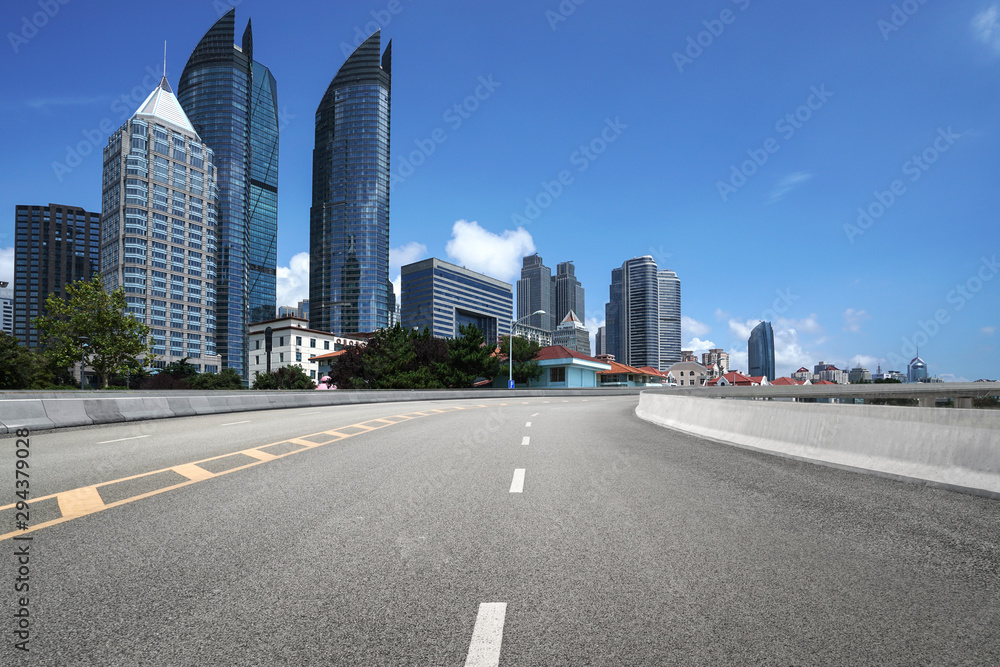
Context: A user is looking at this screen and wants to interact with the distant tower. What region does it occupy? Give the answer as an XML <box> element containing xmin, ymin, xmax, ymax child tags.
<box><xmin>310</xmin><ymin>31</ymin><xmax>392</xmax><ymax>335</ymax></box>
<box><xmin>908</xmin><ymin>355</ymin><xmax>928</xmax><ymax>383</ymax></box>
<box><xmin>605</xmin><ymin>256</ymin><xmax>660</xmax><ymax>369</ymax></box>
<box><xmin>553</xmin><ymin>261</ymin><xmax>585</xmax><ymax>326</ymax></box>
<box><xmin>748</xmin><ymin>321</ymin><xmax>775</xmax><ymax>381</ymax></box>
<box><xmin>657</xmin><ymin>269</ymin><xmax>681</xmax><ymax>369</ymax></box>
<box><xmin>517</xmin><ymin>254</ymin><xmax>555</xmax><ymax>331</ymax></box>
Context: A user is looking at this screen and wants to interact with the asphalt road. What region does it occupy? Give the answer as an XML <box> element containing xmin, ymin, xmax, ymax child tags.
<box><xmin>2</xmin><ymin>395</ymin><xmax>998</xmax><ymax>665</ymax></box>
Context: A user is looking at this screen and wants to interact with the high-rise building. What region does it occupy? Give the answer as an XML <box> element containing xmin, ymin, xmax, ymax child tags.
<box><xmin>553</xmin><ymin>261</ymin><xmax>584</xmax><ymax>326</ymax></box>
<box><xmin>13</xmin><ymin>204</ymin><xmax>100</xmax><ymax>347</ymax></box>
<box><xmin>594</xmin><ymin>325</ymin><xmax>606</xmax><ymax>356</ymax></box>
<box><xmin>400</xmin><ymin>258</ymin><xmax>512</xmax><ymax>342</ymax></box>
<box><xmin>517</xmin><ymin>254</ymin><xmax>555</xmax><ymax>331</ymax></box>
<box><xmin>748</xmin><ymin>321</ymin><xmax>775</xmax><ymax>381</ymax></box>
<box><xmin>310</xmin><ymin>31</ymin><xmax>392</xmax><ymax>335</ymax></box>
<box><xmin>178</xmin><ymin>8</ymin><xmax>279</xmax><ymax>378</ymax></box>
<box><xmin>551</xmin><ymin>310</ymin><xmax>591</xmax><ymax>355</ymax></box>
<box><xmin>605</xmin><ymin>256</ymin><xmax>662</xmax><ymax>369</ymax></box>
<box><xmin>658</xmin><ymin>269</ymin><xmax>680</xmax><ymax>368</ymax></box>
<box><xmin>908</xmin><ymin>356</ymin><xmax>928</xmax><ymax>383</ymax></box>
<box><xmin>1</xmin><ymin>281</ymin><xmax>14</xmax><ymax>336</ymax></box>
<box><xmin>101</xmin><ymin>75</ymin><xmax>222</xmax><ymax>372</ymax></box>
<box><xmin>702</xmin><ymin>348</ymin><xmax>730</xmax><ymax>377</ymax></box>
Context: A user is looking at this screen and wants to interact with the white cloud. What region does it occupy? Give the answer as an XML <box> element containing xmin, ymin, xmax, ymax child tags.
<box><xmin>850</xmin><ymin>354</ymin><xmax>881</xmax><ymax>369</ymax></box>
<box><xmin>445</xmin><ymin>220</ymin><xmax>535</xmax><ymax>283</ymax></box>
<box><xmin>685</xmin><ymin>338</ymin><xmax>716</xmax><ymax>355</ymax></box>
<box><xmin>982</xmin><ymin>326</ymin><xmax>996</xmax><ymax>336</ymax></box>
<box><xmin>973</xmin><ymin>5</ymin><xmax>1000</xmax><ymax>53</ymax></box>
<box><xmin>728</xmin><ymin>318</ymin><xmax>756</xmax><ymax>340</ymax></box>
<box><xmin>389</xmin><ymin>241</ymin><xmax>428</xmax><ymax>303</ymax></box>
<box><xmin>276</xmin><ymin>252</ymin><xmax>309</xmax><ymax>310</ymax></box>
<box><xmin>0</xmin><ymin>247</ymin><xmax>13</xmax><ymax>284</ymax></box>
<box><xmin>939</xmin><ymin>374</ymin><xmax>971</xmax><ymax>383</ymax></box>
<box><xmin>682</xmin><ymin>315</ymin><xmax>710</xmax><ymax>339</ymax></box>
<box><xmin>777</xmin><ymin>314</ymin><xmax>824</xmax><ymax>335</ymax></box>
<box><xmin>843</xmin><ymin>308</ymin><xmax>871</xmax><ymax>333</ymax></box>
<box><xmin>585</xmin><ymin>314</ymin><xmax>605</xmax><ymax>354</ymax></box>
<box><xmin>767</xmin><ymin>172</ymin><xmax>813</xmax><ymax>203</ymax></box>
<box><xmin>727</xmin><ymin>315</ymin><xmax>823</xmax><ymax>378</ymax></box>
<box><xmin>714</xmin><ymin>308</ymin><xmax>729</xmax><ymax>321</ymax></box>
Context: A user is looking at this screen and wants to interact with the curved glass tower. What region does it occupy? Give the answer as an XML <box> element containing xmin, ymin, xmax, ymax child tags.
<box><xmin>310</xmin><ymin>31</ymin><xmax>391</xmax><ymax>335</ymax></box>
<box><xmin>748</xmin><ymin>320</ymin><xmax>775</xmax><ymax>381</ymax></box>
<box><xmin>178</xmin><ymin>9</ymin><xmax>279</xmax><ymax>380</ymax></box>
<box><xmin>658</xmin><ymin>269</ymin><xmax>681</xmax><ymax>369</ymax></box>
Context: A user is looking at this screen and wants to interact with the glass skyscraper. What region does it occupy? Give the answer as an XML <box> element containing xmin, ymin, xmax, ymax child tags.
<box><xmin>554</xmin><ymin>261</ymin><xmax>585</xmax><ymax>328</ymax></box>
<box><xmin>605</xmin><ymin>256</ymin><xmax>680</xmax><ymax>371</ymax></box>
<box><xmin>178</xmin><ymin>8</ymin><xmax>279</xmax><ymax>380</ymax></box>
<box><xmin>517</xmin><ymin>254</ymin><xmax>555</xmax><ymax>332</ymax></box>
<box><xmin>748</xmin><ymin>320</ymin><xmax>775</xmax><ymax>381</ymax></box>
<box><xmin>310</xmin><ymin>31</ymin><xmax>392</xmax><ymax>335</ymax></box>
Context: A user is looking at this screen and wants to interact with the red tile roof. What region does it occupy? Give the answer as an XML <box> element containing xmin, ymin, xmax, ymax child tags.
<box><xmin>535</xmin><ymin>345</ymin><xmax>606</xmax><ymax>364</ymax></box>
<box><xmin>814</xmin><ymin>380</ymin><xmax>837</xmax><ymax>385</ymax></box>
<box><xmin>706</xmin><ymin>371</ymin><xmax>756</xmax><ymax>386</ymax></box>
<box><xmin>308</xmin><ymin>350</ymin><xmax>347</xmax><ymax>361</ymax></box>
<box><xmin>637</xmin><ymin>366</ymin><xmax>668</xmax><ymax>377</ymax></box>
<box><xmin>598</xmin><ymin>360</ymin><xmax>661</xmax><ymax>376</ymax></box>
<box><xmin>770</xmin><ymin>377</ymin><xmax>807</xmax><ymax>386</ymax></box>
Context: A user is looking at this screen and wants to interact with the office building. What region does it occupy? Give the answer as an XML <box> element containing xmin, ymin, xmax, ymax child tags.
<box><xmin>658</xmin><ymin>269</ymin><xmax>680</xmax><ymax>368</ymax></box>
<box><xmin>551</xmin><ymin>310</ymin><xmax>591</xmax><ymax>355</ymax></box>
<box><xmin>748</xmin><ymin>321</ymin><xmax>775</xmax><ymax>382</ymax></box>
<box><xmin>100</xmin><ymin>74</ymin><xmax>222</xmax><ymax>372</ymax></box>
<box><xmin>277</xmin><ymin>299</ymin><xmax>309</xmax><ymax>320</ymax></box>
<box><xmin>511</xmin><ymin>322</ymin><xmax>552</xmax><ymax>347</ymax></box>
<box><xmin>178</xmin><ymin>8</ymin><xmax>280</xmax><ymax>379</ymax></box>
<box><xmin>400</xmin><ymin>258</ymin><xmax>512</xmax><ymax>342</ymax></box>
<box><xmin>1</xmin><ymin>281</ymin><xmax>14</xmax><ymax>336</ymax></box>
<box><xmin>517</xmin><ymin>253</ymin><xmax>555</xmax><ymax>331</ymax></box>
<box><xmin>594</xmin><ymin>325</ymin><xmax>606</xmax><ymax>356</ymax></box>
<box><xmin>702</xmin><ymin>348</ymin><xmax>730</xmax><ymax>378</ymax></box>
<box><xmin>605</xmin><ymin>256</ymin><xmax>677</xmax><ymax>370</ymax></box>
<box><xmin>248</xmin><ymin>316</ymin><xmax>364</xmax><ymax>381</ymax></box>
<box><xmin>13</xmin><ymin>204</ymin><xmax>101</xmax><ymax>347</ymax></box>
<box><xmin>848</xmin><ymin>366</ymin><xmax>872</xmax><ymax>384</ymax></box>
<box><xmin>553</xmin><ymin>261</ymin><xmax>584</xmax><ymax>326</ymax></box>
<box><xmin>908</xmin><ymin>356</ymin><xmax>928</xmax><ymax>383</ymax></box>
<box><xmin>310</xmin><ymin>31</ymin><xmax>392</xmax><ymax>335</ymax></box>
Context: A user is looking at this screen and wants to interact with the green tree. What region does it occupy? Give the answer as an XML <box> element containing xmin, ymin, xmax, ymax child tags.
<box><xmin>187</xmin><ymin>367</ymin><xmax>246</xmax><ymax>390</ymax></box>
<box><xmin>361</xmin><ymin>324</ymin><xmax>447</xmax><ymax>389</ymax></box>
<box><xmin>252</xmin><ymin>364</ymin><xmax>316</xmax><ymax>390</ymax></box>
<box><xmin>500</xmin><ymin>335</ymin><xmax>543</xmax><ymax>387</ymax></box>
<box><xmin>0</xmin><ymin>332</ymin><xmax>49</xmax><ymax>389</ymax></box>
<box><xmin>442</xmin><ymin>324</ymin><xmax>500</xmax><ymax>387</ymax></box>
<box><xmin>32</xmin><ymin>276</ymin><xmax>153</xmax><ymax>389</ymax></box>
<box><xmin>328</xmin><ymin>345</ymin><xmax>367</xmax><ymax>390</ymax></box>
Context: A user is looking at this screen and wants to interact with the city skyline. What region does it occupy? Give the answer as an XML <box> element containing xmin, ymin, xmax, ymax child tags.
<box><xmin>1</xmin><ymin>0</ymin><xmax>998</xmax><ymax>381</ymax></box>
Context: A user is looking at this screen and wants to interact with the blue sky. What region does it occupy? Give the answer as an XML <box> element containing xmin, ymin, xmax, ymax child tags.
<box><xmin>1</xmin><ymin>0</ymin><xmax>998</xmax><ymax>380</ymax></box>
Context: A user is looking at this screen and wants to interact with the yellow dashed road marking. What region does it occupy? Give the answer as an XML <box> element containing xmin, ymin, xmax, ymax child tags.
<box><xmin>0</xmin><ymin>404</ymin><xmax>480</xmax><ymax>542</ymax></box>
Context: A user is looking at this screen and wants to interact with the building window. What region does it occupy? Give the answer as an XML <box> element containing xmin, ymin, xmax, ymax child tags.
<box><xmin>296</xmin><ymin>336</ymin><xmax>302</xmax><ymax>346</ymax></box>
<box><xmin>255</xmin><ymin>355</ymin><xmax>259</xmax><ymax>365</ymax></box>
<box><xmin>255</xmin><ymin>340</ymin><xmax>260</xmax><ymax>349</ymax></box>
<box><xmin>295</xmin><ymin>352</ymin><xmax>302</xmax><ymax>362</ymax></box>
<box><xmin>549</xmin><ymin>367</ymin><xmax>566</xmax><ymax>383</ymax></box>
<box><xmin>324</xmin><ymin>341</ymin><xmax>330</xmax><ymax>350</ymax></box>
<box><xmin>279</xmin><ymin>336</ymin><xmax>284</xmax><ymax>347</ymax></box>
<box><xmin>279</xmin><ymin>353</ymin><xmax>284</xmax><ymax>362</ymax></box>
<box><xmin>310</xmin><ymin>338</ymin><xmax>316</xmax><ymax>348</ymax></box>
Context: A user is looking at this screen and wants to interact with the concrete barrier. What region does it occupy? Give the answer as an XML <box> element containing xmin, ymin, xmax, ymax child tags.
<box><xmin>0</xmin><ymin>388</ymin><xmax>644</xmax><ymax>434</ymax></box>
<box><xmin>636</xmin><ymin>393</ymin><xmax>1000</xmax><ymax>499</ymax></box>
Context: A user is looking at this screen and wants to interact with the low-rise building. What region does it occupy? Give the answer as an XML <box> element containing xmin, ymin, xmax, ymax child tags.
<box><xmin>848</xmin><ymin>366</ymin><xmax>872</xmax><ymax>384</ymax></box>
<box><xmin>248</xmin><ymin>316</ymin><xmax>365</xmax><ymax>381</ymax></box>
<box><xmin>598</xmin><ymin>360</ymin><xmax>668</xmax><ymax>387</ymax></box>
<box><xmin>551</xmin><ymin>310</ymin><xmax>591</xmax><ymax>355</ymax></box>
<box><xmin>665</xmin><ymin>361</ymin><xmax>710</xmax><ymax>387</ymax></box>
<box><xmin>495</xmin><ymin>345</ymin><xmax>611</xmax><ymax>388</ymax></box>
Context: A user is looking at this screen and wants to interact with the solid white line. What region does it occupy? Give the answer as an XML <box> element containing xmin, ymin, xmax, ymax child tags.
<box><xmin>97</xmin><ymin>435</ymin><xmax>151</xmax><ymax>444</ymax></box>
<box><xmin>525</xmin><ymin>421</ymin><xmax>531</xmax><ymax>427</ymax></box>
<box><xmin>521</xmin><ymin>436</ymin><xmax>530</xmax><ymax>446</ymax></box>
<box><xmin>510</xmin><ymin>469</ymin><xmax>525</xmax><ymax>493</ymax></box>
<box><xmin>531</xmin><ymin>412</ymin><xmax>539</xmax><ymax>417</ymax></box>
<box><xmin>221</xmin><ymin>420</ymin><xmax>251</xmax><ymax>426</ymax></box>
<box><xmin>464</xmin><ymin>602</ymin><xmax>507</xmax><ymax>667</ymax></box>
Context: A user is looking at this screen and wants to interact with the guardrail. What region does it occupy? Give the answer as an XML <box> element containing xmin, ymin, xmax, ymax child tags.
<box><xmin>651</xmin><ymin>382</ymin><xmax>1000</xmax><ymax>408</ymax></box>
<box><xmin>0</xmin><ymin>387</ymin><xmax>645</xmax><ymax>434</ymax></box>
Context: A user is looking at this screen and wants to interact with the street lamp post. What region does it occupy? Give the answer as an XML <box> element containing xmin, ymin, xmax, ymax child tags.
<box><xmin>78</xmin><ymin>336</ymin><xmax>89</xmax><ymax>390</ymax></box>
<box><xmin>509</xmin><ymin>310</ymin><xmax>545</xmax><ymax>389</ymax></box>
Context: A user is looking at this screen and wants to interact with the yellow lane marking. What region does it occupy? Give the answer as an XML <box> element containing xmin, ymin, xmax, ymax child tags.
<box><xmin>57</xmin><ymin>487</ymin><xmax>105</xmax><ymax>518</ymax></box>
<box><xmin>173</xmin><ymin>463</ymin><xmax>216</xmax><ymax>482</ymax></box>
<box><xmin>243</xmin><ymin>449</ymin><xmax>278</xmax><ymax>462</ymax></box>
<box><xmin>0</xmin><ymin>404</ymin><xmax>479</xmax><ymax>542</ymax></box>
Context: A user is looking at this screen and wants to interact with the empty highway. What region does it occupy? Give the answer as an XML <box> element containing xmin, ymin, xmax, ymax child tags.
<box><xmin>2</xmin><ymin>395</ymin><xmax>998</xmax><ymax>665</ymax></box>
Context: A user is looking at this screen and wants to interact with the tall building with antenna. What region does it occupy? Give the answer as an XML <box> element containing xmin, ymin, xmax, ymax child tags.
<box><xmin>178</xmin><ymin>8</ymin><xmax>279</xmax><ymax>380</ymax></box>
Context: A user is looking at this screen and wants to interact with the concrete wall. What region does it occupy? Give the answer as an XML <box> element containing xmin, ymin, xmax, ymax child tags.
<box><xmin>0</xmin><ymin>388</ymin><xmax>644</xmax><ymax>434</ymax></box>
<box><xmin>636</xmin><ymin>393</ymin><xmax>1000</xmax><ymax>498</ymax></box>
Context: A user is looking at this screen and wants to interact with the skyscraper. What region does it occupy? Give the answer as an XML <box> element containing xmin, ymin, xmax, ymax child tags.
<box><xmin>178</xmin><ymin>8</ymin><xmax>279</xmax><ymax>379</ymax></box>
<box><xmin>310</xmin><ymin>31</ymin><xmax>392</xmax><ymax>335</ymax></box>
<box><xmin>517</xmin><ymin>253</ymin><xmax>555</xmax><ymax>331</ymax></box>
<box><xmin>0</xmin><ymin>281</ymin><xmax>12</xmax><ymax>336</ymax></box>
<box><xmin>605</xmin><ymin>256</ymin><xmax>680</xmax><ymax>371</ymax></box>
<box><xmin>554</xmin><ymin>261</ymin><xmax>585</xmax><ymax>326</ymax></box>
<box><xmin>747</xmin><ymin>320</ymin><xmax>775</xmax><ymax>381</ymax></box>
<box><xmin>13</xmin><ymin>204</ymin><xmax>100</xmax><ymax>347</ymax></box>
<box><xmin>101</xmin><ymin>75</ymin><xmax>222</xmax><ymax>371</ymax></box>
<box><xmin>658</xmin><ymin>269</ymin><xmax>680</xmax><ymax>368</ymax></box>
<box><xmin>551</xmin><ymin>310</ymin><xmax>591</xmax><ymax>355</ymax></box>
